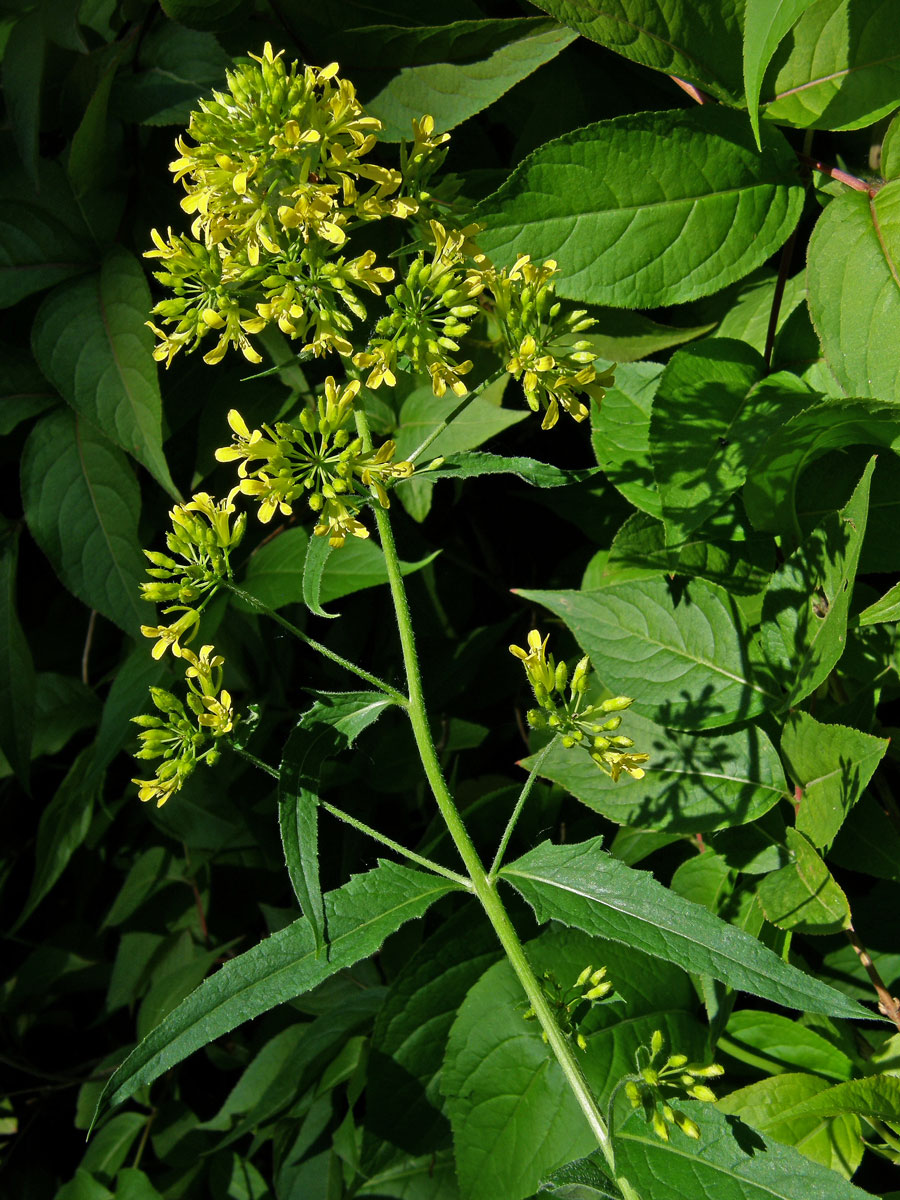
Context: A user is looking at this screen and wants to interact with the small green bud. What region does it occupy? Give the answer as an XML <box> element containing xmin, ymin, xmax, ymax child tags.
<box><xmin>650</xmin><ymin>1030</ymin><xmax>664</xmax><ymax>1057</ymax></box>
<box><xmin>625</xmin><ymin>1081</ymin><xmax>641</xmax><ymax>1107</ymax></box>
<box><xmin>651</xmin><ymin>1110</ymin><xmax>669</xmax><ymax>1142</ymax></box>
<box><xmin>554</xmin><ymin>660</ymin><xmax>569</xmax><ymax>691</ymax></box>
<box><xmin>576</xmin><ymin>1032</ymin><xmax>588</xmax><ymax>1052</ymax></box>
<box><xmin>687</xmin><ymin>1084</ymin><xmax>717</xmax><ymax>1103</ymax></box>
<box><xmin>674</xmin><ymin>1112</ymin><xmax>701</xmax><ymax>1139</ymax></box>
<box><xmin>575</xmin><ymin>966</ymin><xmax>592</xmax><ymax>988</ymax></box>
<box><xmin>600</xmin><ymin>696</ymin><xmax>634</xmax><ymax>713</ymax></box>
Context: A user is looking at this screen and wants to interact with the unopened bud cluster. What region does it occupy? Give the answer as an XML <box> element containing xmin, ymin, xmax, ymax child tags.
<box><xmin>523</xmin><ymin>964</ymin><xmax>616</xmax><ymax>1052</ymax></box>
<box><xmin>624</xmin><ymin>1029</ymin><xmax>724</xmax><ymax>1142</ymax></box>
<box><xmin>509</xmin><ymin>630</ymin><xmax>649</xmax><ymax>782</ymax></box>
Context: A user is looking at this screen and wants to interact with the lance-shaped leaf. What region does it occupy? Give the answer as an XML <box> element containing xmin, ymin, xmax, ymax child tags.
<box><xmin>417</xmin><ymin>452</ymin><xmax>600</xmax><ymax>489</ymax></box>
<box><xmin>279</xmin><ymin>692</ymin><xmax>395</xmax><ymax>954</ymax></box>
<box><xmin>92</xmin><ymin>861</ymin><xmax>461</xmax><ymax>1126</ymax></box>
<box><xmin>743</xmin><ymin>0</ymin><xmax>820</xmax><ymax>146</ymax></box>
<box><xmin>858</xmin><ymin>580</ymin><xmax>900</xmax><ymax>626</ymax></box>
<box><xmin>759</xmin><ymin>458</ymin><xmax>873</xmax><ymax>708</ymax></box>
<box><xmin>783</xmin><ymin>1074</ymin><xmax>900</xmax><ymax>1124</ymax></box>
<box><xmin>301</xmin><ymin>532</ymin><xmax>338</xmax><ymax>619</ymax></box>
<box><xmin>475</xmin><ymin>106</ymin><xmax>804</xmax><ymax>308</ymax></box>
<box><xmin>500</xmin><ymin>838</ymin><xmax>870</xmax><ymax>1019</ymax></box>
<box><xmin>758</xmin><ymin>829</ymin><xmax>851</xmax><ymax>935</ymax></box>
<box><xmin>32</xmin><ymin>247</ymin><xmax>177</xmax><ymax>496</ymax></box>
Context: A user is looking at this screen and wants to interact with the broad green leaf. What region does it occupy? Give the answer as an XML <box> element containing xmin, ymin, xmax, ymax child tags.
<box><xmin>32</xmin><ymin>248</ymin><xmax>177</xmax><ymax>495</ymax></box>
<box><xmin>717</xmin><ymin>1073</ymin><xmax>863</xmax><ymax>1177</ymax></box>
<box><xmin>531</xmin><ymin>0</ymin><xmax>745</xmax><ymax>101</ymax></box>
<box><xmin>112</xmin><ymin>23</ymin><xmax>230</xmax><ymax>125</ymax></box>
<box><xmin>670</xmin><ymin>851</ymin><xmax>734</xmax><ymax>912</ymax></box>
<box><xmin>807</xmin><ymin>182</ymin><xmax>900</xmax><ymax>402</ymax></box>
<box><xmin>420</xmin><ymin>452</ymin><xmax>600</xmax><ymax>489</ymax></box>
<box><xmin>722</xmin><ymin>1009</ymin><xmax>854</xmax><ymax>1081</ymax></box>
<box><xmin>759</xmin><ymin>458</ymin><xmax>873</xmax><ymax>707</ymax></box>
<box><xmin>883</xmin><ymin>111</ymin><xmax>900</xmax><ymax>179</ymax></box>
<box><xmin>157</xmin><ymin>0</ymin><xmax>250</xmax><ymax>32</ymax></box>
<box><xmin>591</xmin><ymin>361</ymin><xmax>663</xmax><ymax>518</ymax></box>
<box><xmin>56</xmin><ymin>1170</ymin><xmax>113</xmax><ymax>1200</ymax></box>
<box><xmin>0</xmin><ymin>671</ymin><xmax>100</xmax><ymax>773</ymax></box>
<box><xmin>2</xmin><ymin>12</ymin><xmax>43</xmax><ymax>183</ymax></box>
<box><xmin>80</xmin><ymin>1112</ymin><xmax>147</xmax><ymax>1180</ymax></box>
<box><xmin>743</xmin><ymin>0</ymin><xmax>820</xmax><ymax>145</ymax></box>
<box><xmin>541</xmin><ymin>1156</ymin><xmax>623</xmax><ymax>1199</ymax></box>
<box><xmin>102</xmin><ymin>847</ymin><xmax>172</xmax><ymax>929</ymax></box>
<box><xmin>68</xmin><ymin>52</ymin><xmax>120</xmax><ymax>200</ymax></box>
<box><xmin>0</xmin><ymin>201</ymin><xmax>92</xmax><ymax>308</ymax></box>
<box><xmin>516</xmin><ymin>578</ymin><xmax>780</xmax><ymax>730</ymax></box>
<box><xmin>523</xmin><ymin>712</ymin><xmax>788</xmax><ymax>833</ymax></box>
<box><xmin>114</xmin><ymin>1169</ymin><xmax>164</xmax><ymax>1200</ymax></box>
<box><xmin>831</xmin><ymin>794</ymin><xmax>900</xmax><ymax>883</ymax></box>
<box><xmin>581</xmin><ymin>312</ymin><xmax>713</xmax><ymax>362</ymax></box>
<box><xmin>758</xmin><ymin>829</ymin><xmax>851</xmax><ymax>934</ymax></box>
<box><xmin>653</xmin><ymin>352</ymin><xmax>814</xmax><ymax>544</ymax></box>
<box><xmin>858</xmin><ymin>580</ymin><xmax>900</xmax><ymax>625</ymax></box>
<box><xmin>238</xmin><ymin>526</ymin><xmax>309</xmax><ymax>612</ymax></box>
<box><xmin>442</xmin><ymin>925</ymin><xmax>704</xmax><ymax>1200</ymax></box>
<box><xmin>13</xmin><ymin>748</ymin><xmax>102</xmax><ymax>931</ymax></box>
<box><xmin>0</xmin><ymin>348</ymin><xmax>56</xmax><ymax>433</ymax></box>
<box><xmin>614</xmin><ymin>1097</ymin><xmax>872</xmax><ymax>1199</ymax></box>
<box><xmin>500</xmin><ymin>838</ymin><xmax>870</xmax><ymax>1018</ymax></box>
<box><xmin>92</xmin><ymin>861</ymin><xmax>460</xmax><ymax>1124</ymax></box>
<box><xmin>318</xmin><ymin>537</ymin><xmax>439</xmax><ymax>604</ymax></box>
<box><xmin>21</xmin><ymin>409</ymin><xmax>152</xmax><ymax>634</ymax></box>
<box><xmin>366</xmin><ymin>23</ymin><xmax>577</xmax><ymax>140</ymax></box>
<box><xmin>347</xmin><ymin>18</ymin><xmax>560</xmax><ymax>69</ymax></box>
<box><xmin>475</xmin><ymin>107</ymin><xmax>804</xmax><ymax>308</ymax></box>
<box><xmin>712</xmin><ymin>270</ymin><xmax>806</xmax><ymax>352</ymax></box>
<box><xmin>0</xmin><ymin>527</ymin><xmax>35</xmax><ymax>786</ymax></box>
<box><xmin>302</xmin><ymin>532</ymin><xmax>339</xmax><ymax>618</ymax></box>
<box><xmin>784</xmin><ymin>1074</ymin><xmax>900</xmax><ymax>1122</ymax></box>
<box><xmin>279</xmin><ymin>692</ymin><xmax>395</xmax><ymax>953</ymax></box>
<box><xmin>761</xmin><ymin>0</ymin><xmax>900</xmax><ymax>131</ymax></box>
<box><xmin>744</xmin><ymin>400</ymin><xmax>900</xmax><ymax>536</ymax></box>
<box><xmin>781</xmin><ymin>712</ymin><xmax>889</xmax><ymax>847</ymax></box>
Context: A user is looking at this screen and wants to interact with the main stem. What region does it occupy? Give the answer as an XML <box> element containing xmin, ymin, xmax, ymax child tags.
<box><xmin>366</xmin><ymin>464</ymin><xmax>632</xmax><ymax>1193</ymax></box>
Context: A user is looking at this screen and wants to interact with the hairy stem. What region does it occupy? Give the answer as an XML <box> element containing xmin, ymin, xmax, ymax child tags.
<box><xmin>320</xmin><ymin>801</ymin><xmax>472</xmax><ymax>887</ymax></box>
<box><xmin>489</xmin><ymin>738</ymin><xmax>555</xmax><ymax>879</ymax></box>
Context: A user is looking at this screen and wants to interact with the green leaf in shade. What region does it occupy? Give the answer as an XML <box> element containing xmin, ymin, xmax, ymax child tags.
<box><xmin>761</xmin><ymin>0</ymin><xmax>900</xmax><ymax>131</ymax></box>
<box><xmin>9</xmin><ymin>672</ymin><xmax>100</xmax><ymax>770</ymax></box>
<box><xmin>2</xmin><ymin>12</ymin><xmax>43</xmax><ymax>184</ymax></box>
<box><xmin>68</xmin><ymin>53</ymin><xmax>120</xmax><ymax>199</ymax></box>
<box><xmin>475</xmin><ymin>107</ymin><xmax>804</xmax><ymax>308</ymax></box>
<box><xmin>743</xmin><ymin>0</ymin><xmax>820</xmax><ymax>146</ymax></box>
<box><xmin>781</xmin><ymin>711</ymin><xmax>889</xmax><ymax>848</ymax></box>
<box><xmin>784</xmin><ymin>1074</ymin><xmax>900</xmax><ymax>1123</ymax></box>
<box><xmin>13</xmin><ymin>748</ymin><xmax>102</xmax><ymax>931</ymax></box>
<box><xmin>759</xmin><ymin>458</ymin><xmax>873</xmax><ymax>708</ymax></box>
<box><xmin>91</xmin><ymin>861</ymin><xmax>461</xmax><ymax>1125</ymax></box>
<box><xmin>93</xmin><ymin>644</ymin><xmax>168</xmax><ymax>777</ymax></box>
<box><xmin>717</xmin><ymin>1073</ymin><xmax>863</xmax><ymax>1178</ymax></box>
<box><xmin>318</xmin><ymin>537</ymin><xmax>439</xmax><ymax>604</ymax></box>
<box><xmin>441</xmin><ymin>925</ymin><xmax>705</xmax><ymax>1200</ymax></box>
<box><xmin>0</xmin><ymin>528</ymin><xmax>35</xmax><ymax>787</ymax></box>
<box><xmin>830</xmin><ymin>794</ymin><xmax>900</xmax><ymax>884</ymax></box>
<box><xmin>278</xmin><ymin>692</ymin><xmax>395</xmax><ymax>954</ymax></box>
<box><xmin>858</xmin><ymin>580</ymin><xmax>900</xmax><ymax>625</ymax></box>
<box><xmin>80</xmin><ymin>1112</ymin><xmax>147</xmax><ymax>1181</ymax></box>
<box><xmin>712</xmin><ymin>270</ymin><xmax>807</xmax><ymax>353</ymax></box>
<box><xmin>807</xmin><ymin>182</ymin><xmax>900</xmax><ymax>402</ymax></box>
<box><xmin>112</xmin><ymin>24</ymin><xmax>231</xmax><ymax>126</ymax></box>
<box><xmin>157</xmin><ymin>0</ymin><xmax>251</xmax><ymax>32</ymax></box>
<box><xmin>613</xmin><ymin>1100</ymin><xmax>872</xmax><ymax>1200</ymax></box>
<box><xmin>21</xmin><ymin>409</ymin><xmax>152</xmax><ymax>634</ymax></box>
<box><xmin>531</xmin><ymin>0</ymin><xmax>745</xmax><ymax>101</ymax></box>
<box><xmin>591</xmin><ymin>361</ymin><xmax>663</xmax><ymax>519</ymax></box>
<box><xmin>758</xmin><ymin>829</ymin><xmax>852</xmax><ymax>935</ymax></box>
<box><xmin>500</xmin><ymin>838</ymin><xmax>870</xmax><ymax>1018</ymax></box>
<box><xmin>0</xmin><ymin>201</ymin><xmax>93</xmax><ymax>308</ymax></box>
<box><xmin>366</xmin><ymin>23</ymin><xmax>576</xmax><ymax>141</ymax></box>
<box><xmin>523</xmin><ymin>712</ymin><xmax>788</xmax><ymax>834</ymax></box>
<box><xmin>31</xmin><ymin>248</ymin><xmax>177</xmax><ymax>496</ymax></box>
<box><xmin>422</xmin><ymin>451</ymin><xmax>600</xmax><ymax>488</ymax></box>
<box><xmin>744</xmin><ymin>399</ymin><xmax>900</xmax><ymax>537</ymax></box>
<box><xmin>112</xmin><ymin>1168</ymin><xmax>164</xmax><ymax>1200</ymax></box>
<box><xmin>581</xmin><ymin>311</ymin><xmax>713</xmax><ymax>362</ymax></box>
<box><xmin>0</xmin><ymin>348</ymin><xmax>56</xmax><ymax>434</ymax></box>
<box><xmin>236</xmin><ymin>527</ymin><xmax>309</xmax><ymax>612</ymax></box>
<box><xmin>516</xmin><ymin>578</ymin><xmax>780</xmax><ymax>730</ymax></box>
<box><xmin>722</xmin><ymin>1009</ymin><xmax>854</xmax><ymax>1081</ymax></box>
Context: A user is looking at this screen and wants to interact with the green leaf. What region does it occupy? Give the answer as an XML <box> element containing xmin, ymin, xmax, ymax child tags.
<box><xmin>717</xmin><ymin>1073</ymin><xmax>863</xmax><ymax>1177</ymax></box>
<box><xmin>366</xmin><ymin>23</ymin><xmax>577</xmax><ymax>140</ymax></box>
<box><xmin>113</xmin><ymin>1168</ymin><xmax>164</xmax><ymax>1200</ymax></box>
<box><xmin>807</xmin><ymin>182</ymin><xmax>900</xmax><ymax>402</ymax></box>
<box><xmin>475</xmin><ymin>107</ymin><xmax>804</xmax><ymax>308</ymax></box>
<box><xmin>0</xmin><ymin>347</ymin><xmax>56</xmax><ymax>432</ymax></box>
<box><xmin>81</xmin><ymin>1112</ymin><xmax>147</xmax><ymax>1180</ymax></box>
<box><xmin>13</xmin><ymin>748</ymin><xmax>102</xmax><ymax>931</ymax></box>
<box><xmin>92</xmin><ymin>860</ymin><xmax>460</xmax><ymax>1126</ymax></box>
<box><xmin>279</xmin><ymin>692</ymin><xmax>395</xmax><ymax>953</ymax></box>
<box><xmin>882</xmin><ymin>111</ymin><xmax>900</xmax><ymax>180</ymax></box>
<box><xmin>523</xmin><ymin>712</ymin><xmax>788</xmax><ymax>834</ymax></box>
<box><xmin>422</xmin><ymin>452</ymin><xmax>600</xmax><ymax>489</ymax></box>
<box><xmin>157</xmin><ymin>0</ymin><xmax>251</xmax><ymax>32</ymax></box>
<box><xmin>302</xmin><ymin>532</ymin><xmax>339</xmax><ymax>618</ymax></box>
<box><xmin>2</xmin><ymin>12</ymin><xmax>43</xmax><ymax>184</ymax></box>
<box><xmin>31</xmin><ymin>248</ymin><xmax>177</xmax><ymax>496</ymax></box>
<box><xmin>722</xmin><ymin>1009</ymin><xmax>854</xmax><ymax>1081</ymax></box>
<box><xmin>0</xmin><ymin>527</ymin><xmax>35</xmax><ymax>787</ymax></box>
<box><xmin>318</xmin><ymin>538</ymin><xmax>439</xmax><ymax>605</ymax></box>
<box><xmin>614</xmin><ymin>1097</ymin><xmax>872</xmax><ymax>1200</ymax></box>
<box><xmin>0</xmin><ymin>200</ymin><xmax>93</xmax><ymax>308</ymax></box>
<box><xmin>112</xmin><ymin>23</ymin><xmax>231</xmax><ymax>126</ymax></box>
<box><xmin>783</xmin><ymin>1073</ymin><xmax>900</xmax><ymax>1122</ymax></box>
<box><xmin>744</xmin><ymin>399</ymin><xmax>900</xmax><ymax>536</ymax></box>
<box><xmin>516</xmin><ymin>578</ymin><xmax>780</xmax><ymax>730</ymax></box>
<box><xmin>15</xmin><ymin>672</ymin><xmax>100</xmax><ymax>766</ymax></box>
<box><xmin>758</xmin><ymin>829</ymin><xmax>852</xmax><ymax>934</ymax></box>
<box><xmin>68</xmin><ymin>52</ymin><xmax>120</xmax><ymax>200</ymax></box>
<box><xmin>712</xmin><ymin>270</ymin><xmax>807</xmax><ymax>353</ymax></box>
<box><xmin>761</xmin><ymin>0</ymin><xmax>900</xmax><ymax>131</ymax></box>
<box><xmin>93</xmin><ymin>643</ymin><xmax>167</xmax><ymax>776</ymax></box>
<box><xmin>582</xmin><ymin>312</ymin><xmax>713</xmax><ymax>363</ymax></box>
<box><xmin>759</xmin><ymin>458</ymin><xmax>874</xmax><ymax>707</ymax></box>
<box><xmin>531</xmin><ymin>0</ymin><xmax>745</xmax><ymax>102</ymax></box>
<box><xmin>56</xmin><ymin>1170</ymin><xmax>113</xmax><ymax>1200</ymax></box>
<box><xmin>781</xmin><ymin>711</ymin><xmax>889</xmax><ymax>847</ymax></box>
<box><xmin>442</xmin><ymin>925</ymin><xmax>704</xmax><ymax>1200</ymax></box>
<box><xmin>500</xmin><ymin>838</ymin><xmax>870</xmax><ymax>1018</ymax></box>
<box><xmin>858</xmin><ymin>580</ymin><xmax>900</xmax><ymax>625</ymax></box>
<box><xmin>237</xmin><ymin>526</ymin><xmax>309</xmax><ymax>611</ymax></box>
<box><xmin>743</xmin><ymin>0</ymin><xmax>820</xmax><ymax>146</ymax></box>
<box><xmin>830</xmin><ymin>794</ymin><xmax>900</xmax><ymax>883</ymax></box>
<box><xmin>21</xmin><ymin>409</ymin><xmax>152</xmax><ymax>634</ymax></box>
<box><xmin>591</xmin><ymin>361</ymin><xmax>663</xmax><ymax>518</ymax></box>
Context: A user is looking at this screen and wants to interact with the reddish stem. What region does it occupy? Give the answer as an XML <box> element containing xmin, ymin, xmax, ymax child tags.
<box><xmin>797</xmin><ymin>153</ymin><xmax>877</xmax><ymax>196</ymax></box>
<box><xmin>846</xmin><ymin>925</ymin><xmax>900</xmax><ymax>1033</ymax></box>
<box><xmin>670</xmin><ymin>76</ymin><xmax>710</xmax><ymax>105</ymax></box>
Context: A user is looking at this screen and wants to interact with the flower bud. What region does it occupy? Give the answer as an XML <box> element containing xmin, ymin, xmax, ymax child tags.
<box><xmin>600</xmin><ymin>696</ymin><xmax>634</xmax><ymax>713</ymax></box>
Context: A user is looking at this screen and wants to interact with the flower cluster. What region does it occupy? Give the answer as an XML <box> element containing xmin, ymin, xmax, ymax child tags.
<box><xmin>354</xmin><ymin>221</ymin><xmax>483</xmax><ymax>398</ymax></box>
<box><xmin>509</xmin><ymin>630</ymin><xmax>649</xmax><ymax>781</ymax></box>
<box><xmin>215</xmin><ymin>376</ymin><xmax>414</xmax><ymax>546</ymax></box>
<box><xmin>523</xmin><ymin>964</ymin><xmax>617</xmax><ymax>1052</ymax></box>
<box><xmin>145</xmin><ymin>45</ymin><xmax>448</xmax><ymax>368</ymax></box>
<box><xmin>141</xmin><ymin>493</ymin><xmax>245</xmax><ymax>660</ymax></box>
<box><xmin>624</xmin><ymin>1030</ymin><xmax>724</xmax><ymax>1142</ymax></box>
<box><xmin>486</xmin><ymin>255</ymin><xmax>615</xmax><ymax>429</ymax></box>
<box><xmin>132</xmin><ymin>645</ymin><xmax>236</xmax><ymax>807</ymax></box>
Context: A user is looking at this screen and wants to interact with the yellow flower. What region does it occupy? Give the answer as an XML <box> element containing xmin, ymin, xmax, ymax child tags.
<box><xmin>140</xmin><ymin>608</ymin><xmax>200</xmax><ymax>659</ymax></box>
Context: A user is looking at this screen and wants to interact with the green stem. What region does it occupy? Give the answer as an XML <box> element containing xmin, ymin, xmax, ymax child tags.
<box><xmin>489</xmin><ymin>738</ymin><xmax>555</xmax><ymax>880</ymax></box>
<box><xmin>406</xmin><ymin>369</ymin><xmax>505</xmax><ymax>465</ymax></box>
<box><xmin>357</xmin><ymin>405</ymin><xmax>634</xmax><ymax>1194</ymax></box>
<box><xmin>224</xmin><ymin>581</ymin><xmax>407</xmax><ymax>705</ymax></box>
<box><xmin>320</xmin><ymin>801</ymin><xmax>471</xmax><ymax>888</ymax></box>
